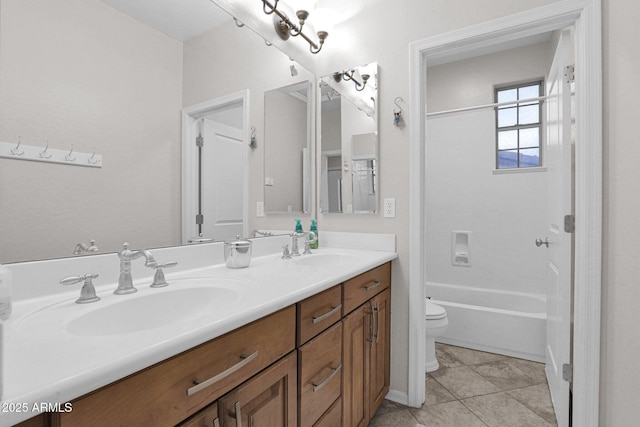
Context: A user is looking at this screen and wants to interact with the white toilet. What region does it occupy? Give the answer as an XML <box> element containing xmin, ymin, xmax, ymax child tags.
<box><xmin>425</xmin><ymin>300</ymin><xmax>448</xmax><ymax>373</ymax></box>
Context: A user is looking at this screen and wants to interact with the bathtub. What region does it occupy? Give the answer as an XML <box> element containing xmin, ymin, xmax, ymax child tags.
<box><xmin>427</xmin><ymin>282</ymin><xmax>546</xmax><ymax>362</ymax></box>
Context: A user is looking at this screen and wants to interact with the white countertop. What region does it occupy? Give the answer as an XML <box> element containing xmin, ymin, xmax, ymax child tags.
<box><xmin>0</xmin><ymin>238</ymin><xmax>396</xmax><ymax>426</ymax></box>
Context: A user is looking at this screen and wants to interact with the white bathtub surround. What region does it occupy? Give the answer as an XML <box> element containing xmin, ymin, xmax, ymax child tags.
<box><xmin>1</xmin><ymin>232</ymin><xmax>396</xmax><ymax>426</ymax></box>
<box><xmin>427</xmin><ymin>281</ymin><xmax>546</xmax><ymax>362</ymax></box>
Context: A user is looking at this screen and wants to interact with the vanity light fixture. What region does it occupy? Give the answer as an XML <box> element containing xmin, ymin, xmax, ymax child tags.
<box><xmin>333</xmin><ymin>70</ymin><xmax>371</xmax><ymax>92</ymax></box>
<box><xmin>262</xmin><ymin>0</ymin><xmax>329</xmax><ymax>54</ymax></box>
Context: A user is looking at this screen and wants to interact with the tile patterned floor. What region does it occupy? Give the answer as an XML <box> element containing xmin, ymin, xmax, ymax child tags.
<box><xmin>368</xmin><ymin>343</ymin><xmax>558</xmax><ymax>427</ymax></box>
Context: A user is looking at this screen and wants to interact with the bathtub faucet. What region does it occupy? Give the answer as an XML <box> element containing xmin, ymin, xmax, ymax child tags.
<box><xmin>114</xmin><ymin>242</ymin><xmax>157</xmax><ymax>295</ymax></box>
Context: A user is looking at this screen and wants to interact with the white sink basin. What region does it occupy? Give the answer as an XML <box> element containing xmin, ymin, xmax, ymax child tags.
<box><xmin>292</xmin><ymin>253</ymin><xmax>359</xmax><ymax>267</ymax></box>
<box><xmin>66</xmin><ymin>284</ymin><xmax>241</xmax><ymax>336</ymax></box>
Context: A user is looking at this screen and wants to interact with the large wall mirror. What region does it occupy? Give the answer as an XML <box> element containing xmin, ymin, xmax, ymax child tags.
<box><xmin>319</xmin><ymin>62</ymin><xmax>378</xmax><ymax>214</ymax></box>
<box><xmin>0</xmin><ymin>0</ymin><xmax>314</xmax><ymax>264</ymax></box>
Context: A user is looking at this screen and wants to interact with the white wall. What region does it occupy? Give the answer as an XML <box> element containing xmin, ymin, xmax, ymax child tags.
<box><xmin>0</xmin><ymin>0</ymin><xmax>183</xmax><ymax>263</ymax></box>
<box><xmin>425</xmin><ymin>42</ymin><xmax>553</xmax><ymax>296</ymax></box>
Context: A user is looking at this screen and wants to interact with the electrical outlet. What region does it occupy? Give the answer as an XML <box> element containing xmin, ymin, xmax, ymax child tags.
<box><xmin>383</xmin><ymin>198</ymin><xmax>396</xmax><ymax>218</ymax></box>
<box><xmin>256</xmin><ymin>201</ymin><xmax>264</xmax><ymax>217</ymax></box>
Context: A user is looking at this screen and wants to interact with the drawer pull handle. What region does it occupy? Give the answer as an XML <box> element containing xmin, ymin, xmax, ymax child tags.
<box><xmin>187</xmin><ymin>351</ymin><xmax>259</xmax><ymax>396</ymax></box>
<box><xmin>312</xmin><ymin>304</ymin><xmax>342</xmax><ymax>324</ymax></box>
<box><xmin>312</xmin><ymin>364</ymin><xmax>342</xmax><ymax>393</ymax></box>
<box><xmin>364</xmin><ymin>280</ymin><xmax>382</xmax><ymax>291</ymax></box>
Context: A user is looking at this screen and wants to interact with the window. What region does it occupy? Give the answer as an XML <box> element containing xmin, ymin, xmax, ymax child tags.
<box><xmin>495</xmin><ymin>81</ymin><xmax>543</xmax><ymax>169</ymax></box>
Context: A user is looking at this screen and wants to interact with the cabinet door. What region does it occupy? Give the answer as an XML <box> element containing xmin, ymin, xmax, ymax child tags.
<box><xmin>368</xmin><ymin>288</ymin><xmax>391</xmax><ymax>414</ymax></box>
<box><xmin>219</xmin><ymin>352</ymin><xmax>297</xmax><ymax>427</ymax></box>
<box><xmin>341</xmin><ymin>303</ymin><xmax>371</xmax><ymax>427</ymax></box>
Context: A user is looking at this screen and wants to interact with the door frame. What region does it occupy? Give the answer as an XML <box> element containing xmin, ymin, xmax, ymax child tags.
<box><xmin>408</xmin><ymin>1</ymin><xmax>602</xmax><ymax>426</ymax></box>
<box><xmin>181</xmin><ymin>90</ymin><xmax>250</xmax><ymax>243</ymax></box>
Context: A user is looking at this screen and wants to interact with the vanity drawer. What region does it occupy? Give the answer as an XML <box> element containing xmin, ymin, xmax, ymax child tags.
<box><xmin>57</xmin><ymin>306</ymin><xmax>295</xmax><ymax>427</ymax></box>
<box><xmin>343</xmin><ymin>262</ymin><xmax>391</xmax><ymax>315</ymax></box>
<box><xmin>297</xmin><ymin>284</ymin><xmax>342</xmax><ymax>345</ymax></box>
<box><xmin>299</xmin><ymin>322</ymin><xmax>342</xmax><ymax>427</ymax></box>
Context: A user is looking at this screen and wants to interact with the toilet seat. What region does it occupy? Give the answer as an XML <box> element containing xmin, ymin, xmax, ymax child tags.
<box><xmin>426</xmin><ymin>301</ymin><xmax>447</xmax><ymax>320</ymax></box>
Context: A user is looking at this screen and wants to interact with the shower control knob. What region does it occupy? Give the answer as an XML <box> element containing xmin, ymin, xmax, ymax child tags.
<box><xmin>535</xmin><ymin>238</ymin><xmax>550</xmax><ymax>248</ymax></box>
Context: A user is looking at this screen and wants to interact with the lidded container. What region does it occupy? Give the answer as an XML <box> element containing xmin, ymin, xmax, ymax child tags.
<box><xmin>224</xmin><ymin>235</ymin><xmax>252</xmax><ymax>268</ymax></box>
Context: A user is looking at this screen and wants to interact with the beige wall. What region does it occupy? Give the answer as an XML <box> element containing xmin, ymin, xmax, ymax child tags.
<box><xmin>0</xmin><ymin>0</ymin><xmax>183</xmax><ymax>263</ymax></box>
<box><xmin>601</xmin><ymin>0</ymin><xmax>640</xmax><ymax>424</ymax></box>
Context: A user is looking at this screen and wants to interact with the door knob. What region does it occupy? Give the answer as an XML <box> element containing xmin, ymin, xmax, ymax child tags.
<box><xmin>535</xmin><ymin>238</ymin><xmax>550</xmax><ymax>247</ymax></box>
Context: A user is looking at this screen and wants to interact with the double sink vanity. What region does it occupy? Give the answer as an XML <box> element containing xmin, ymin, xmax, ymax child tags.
<box><xmin>1</xmin><ymin>232</ymin><xmax>396</xmax><ymax>427</ymax></box>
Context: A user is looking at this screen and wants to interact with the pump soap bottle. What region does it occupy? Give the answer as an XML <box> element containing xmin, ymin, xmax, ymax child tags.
<box><xmin>310</xmin><ymin>219</ymin><xmax>319</xmax><ymax>249</ymax></box>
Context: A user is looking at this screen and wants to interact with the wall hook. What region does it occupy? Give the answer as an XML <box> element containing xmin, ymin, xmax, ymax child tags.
<box><xmin>234</xmin><ymin>18</ymin><xmax>245</xmax><ymax>28</ymax></box>
<box><xmin>393</xmin><ymin>96</ymin><xmax>405</xmax><ymax>127</ymax></box>
<box><xmin>249</xmin><ymin>126</ymin><xmax>257</xmax><ymax>149</ymax></box>
<box><xmin>87</xmin><ymin>149</ymin><xmax>98</xmax><ymax>165</ymax></box>
<box><xmin>65</xmin><ymin>144</ymin><xmax>76</xmax><ymax>161</ymax></box>
<box><xmin>11</xmin><ymin>137</ymin><xmax>25</xmax><ymax>156</ymax></box>
<box><xmin>39</xmin><ymin>141</ymin><xmax>52</xmax><ymax>159</ymax></box>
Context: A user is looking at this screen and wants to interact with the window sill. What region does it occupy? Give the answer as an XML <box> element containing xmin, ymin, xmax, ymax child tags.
<box><xmin>492</xmin><ymin>166</ymin><xmax>547</xmax><ymax>175</ymax></box>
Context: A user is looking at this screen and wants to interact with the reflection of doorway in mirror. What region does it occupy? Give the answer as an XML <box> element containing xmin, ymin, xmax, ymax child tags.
<box><xmin>320</xmin><ymin>151</ymin><xmax>343</xmax><ymax>213</ymax></box>
<box><xmin>182</xmin><ymin>92</ymin><xmax>248</xmax><ymax>244</ymax></box>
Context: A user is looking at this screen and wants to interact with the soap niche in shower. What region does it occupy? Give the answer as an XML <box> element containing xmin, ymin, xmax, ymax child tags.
<box><xmin>451</xmin><ymin>231</ymin><xmax>471</xmax><ymax>267</ymax></box>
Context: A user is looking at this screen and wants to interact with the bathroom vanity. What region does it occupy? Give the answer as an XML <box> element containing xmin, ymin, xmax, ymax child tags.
<box><xmin>1</xmin><ymin>234</ymin><xmax>395</xmax><ymax>427</ymax></box>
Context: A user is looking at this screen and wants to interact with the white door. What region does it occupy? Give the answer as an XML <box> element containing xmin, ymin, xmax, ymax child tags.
<box><xmin>544</xmin><ymin>29</ymin><xmax>573</xmax><ymax>427</ymax></box>
<box><xmin>201</xmin><ymin>120</ymin><xmax>244</xmax><ymax>241</ymax></box>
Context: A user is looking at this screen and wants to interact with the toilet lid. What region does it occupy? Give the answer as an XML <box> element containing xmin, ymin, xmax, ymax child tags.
<box><xmin>425</xmin><ymin>301</ymin><xmax>447</xmax><ymax>320</ymax></box>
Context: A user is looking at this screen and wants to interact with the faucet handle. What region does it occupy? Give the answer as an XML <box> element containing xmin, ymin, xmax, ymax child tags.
<box><xmin>281</xmin><ymin>244</ymin><xmax>292</xmax><ymax>259</ymax></box>
<box><xmin>303</xmin><ymin>241</ymin><xmax>312</xmax><ymax>255</ymax></box>
<box><xmin>60</xmin><ymin>273</ymin><xmax>101</xmax><ymax>304</ymax></box>
<box><xmin>150</xmin><ymin>262</ymin><xmax>178</xmax><ymax>288</ymax></box>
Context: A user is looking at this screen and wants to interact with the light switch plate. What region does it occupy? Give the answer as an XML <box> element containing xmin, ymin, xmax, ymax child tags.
<box><xmin>256</xmin><ymin>201</ymin><xmax>264</xmax><ymax>217</ymax></box>
<box><xmin>383</xmin><ymin>198</ymin><xmax>396</xmax><ymax>218</ymax></box>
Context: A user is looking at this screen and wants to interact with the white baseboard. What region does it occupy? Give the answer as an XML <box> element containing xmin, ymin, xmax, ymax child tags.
<box><xmin>385</xmin><ymin>389</ymin><xmax>413</xmax><ymax>407</ymax></box>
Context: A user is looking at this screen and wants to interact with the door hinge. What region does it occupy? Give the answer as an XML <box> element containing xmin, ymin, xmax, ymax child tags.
<box><xmin>196</xmin><ymin>135</ymin><xmax>204</xmax><ymax>147</ymax></box>
<box><xmin>564</xmin><ymin>65</ymin><xmax>575</xmax><ymax>83</ymax></box>
<box><xmin>564</xmin><ymin>214</ymin><xmax>575</xmax><ymax>233</ymax></box>
<box><xmin>562</xmin><ymin>363</ymin><xmax>573</xmax><ymax>382</ymax></box>
<box><xmin>196</xmin><ymin>214</ymin><xmax>204</xmax><ymax>225</ymax></box>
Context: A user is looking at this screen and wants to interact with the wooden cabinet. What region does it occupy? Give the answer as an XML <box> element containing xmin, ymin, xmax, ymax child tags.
<box><xmin>342</xmin><ymin>263</ymin><xmax>391</xmax><ymax>427</ymax></box>
<box><xmin>219</xmin><ymin>352</ymin><xmax>297</xmax><ymax>427</ymax></box>
<box><xmin>54</xmin><ymin>307</ymin><xmax>295</xmax><ymax>427</ymax></box>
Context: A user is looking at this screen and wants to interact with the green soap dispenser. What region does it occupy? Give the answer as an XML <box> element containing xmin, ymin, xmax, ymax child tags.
<box><xmin>309</xmin><ymin>219</ymin><xmax>318</xmax><ymax>249</ymax></box>
<box><xmin>294</xmin><ymin>218</ymin><xmax>303</xmax><ymax>233</ymax></box>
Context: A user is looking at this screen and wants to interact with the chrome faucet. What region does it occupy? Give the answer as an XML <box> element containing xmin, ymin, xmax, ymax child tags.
<box><xmin>115</xmin><ymin>242</ymin><xmax>157</xmax><ymax>295</ymax></box>
<box><xmin>291</xmin><ymin>231</ymin><xmax>317</xmax><ymax>256</ymax></box>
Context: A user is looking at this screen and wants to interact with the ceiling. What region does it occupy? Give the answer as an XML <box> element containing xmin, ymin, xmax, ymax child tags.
<box><xmin>99</xmin><ymin>0</ymin><xmax>231</xmax><ymax>42</ymax></box>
